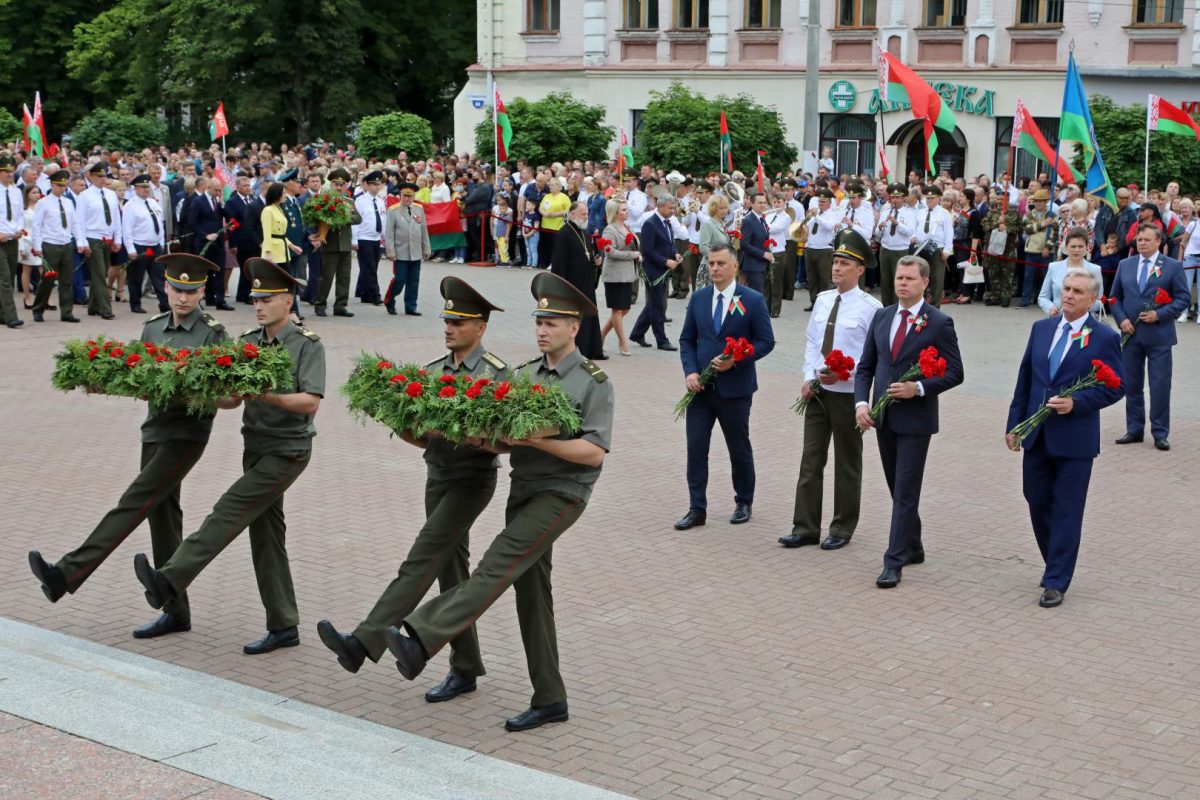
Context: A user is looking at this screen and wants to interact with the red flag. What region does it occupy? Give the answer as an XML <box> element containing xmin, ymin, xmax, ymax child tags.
<box><xmin>421</xmin><ymin>200</ymin><xmax>463</xmax><ymax>236</ymax></box>
<box><xmin>21</xmin><ymin>104</ymin><xmax>33</xmax><ymax>155</ymax></box>
<box><xmin>212</xmin><ymin>102</ymin><xmax>230</xmax><ymax>139</ymax></box>
<box><xmin>877</xmin><ymin>142</ymin><xmax>890</xmax><ymax>181</ymax></box>
<box><xmin>1012</xmin><ymin>99</ymin><xmax>1079</xmax><ymax>185</ymax></box>
<box><xmin>755</xmin><ymin>150</ymin><xmax>766</xmax><ymax>194</ymax></box>
<box><xmin>1148</xmin><ymin>94</ymin><xmax>1200</xmax><ymax>143</ymax></box>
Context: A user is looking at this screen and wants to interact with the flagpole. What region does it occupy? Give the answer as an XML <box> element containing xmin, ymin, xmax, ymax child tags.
<box><xmin>1143</xmin><ymin>124</ymin><xmax>1150</xmax><ymax>195</ymax></box>
<box><xmin>1049</xmin><ymin>46</ymin><xmax>1073</xmax><ymax>210</ymax></box>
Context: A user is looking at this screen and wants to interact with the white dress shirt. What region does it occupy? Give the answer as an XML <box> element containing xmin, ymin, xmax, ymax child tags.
<box><xmin>32</xmin><ymin>193</ymin><xmax>76</xmax><ymax>249</ymax></box>
<box><xmin>691</xmin><ymin>208</ymin><xmax>710</xmax><ymax>245</ymax></box>
<box><xmin>916</xmin><ymin>204</ymin><xmax>954</xmax><ymax>254</ymax></box>
<box><xmin>842</xmin><ymin>201</ymin><xmax>876</xmax><ymax>241</ymax></box>
<box><xmin>1048</xmin><ymin>313</ymin><xmax>1088</xmax><ymax>369</ymax></box>
<box><xmin>625</xmin><ymin>189</ymin><xmax>648</xmax><ymax>233</ymax></box>
<box><xmin>123</xmin><ymin>196</ymin><xmax>166</xmax><ymax>252</ymax></box>
<box><xmin>877</xmin><ymin>204</ymin><xmax>919</xmax><ymax>250</ymax></box>
<box><xmin>353</xmin><ymin>191</ymin><xmax>386</xmax><ymax>242</ymax></box>
<box><xmin>765</xmin><ymin>210</ymin><xmax>790</xmax><ymax>254</ymax></box>
<box><xmin>0</xmin><ymin>183</ymin><xmax>23</xmax><ymax>238</ymax></box>
<box><xmin>73</xmin><ymin>184</ymin><xmax>124</xmax><ymax>248</ymax></box>
<box><xmin>710</xmin><ymin>280</ymin><xmax>738</xmax><ymax>327</ymax></box>
<box><xmin>803</xmin><ymin>286</ymin><xmax>882</xmax><ymax>390</ymax></box>
<box><xmin>806</xmin><ymin>206</ymin><xmax>842</xmax><ymax>250</ymax></box>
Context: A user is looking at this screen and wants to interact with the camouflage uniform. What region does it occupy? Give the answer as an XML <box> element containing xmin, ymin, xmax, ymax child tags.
<box><xmin>981</xmin><ymin>205</ymin><xmax>1023</xmax><ymax>306</ymax></box>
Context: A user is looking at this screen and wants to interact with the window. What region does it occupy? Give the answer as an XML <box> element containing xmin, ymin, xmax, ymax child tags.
<box><xmin>837</xmin><ymin>0</ymin><xmax>877</xmax><ymax>27</ymax></box>
<box><xmin>675</xmin><ymin>0</ymin><xmax>709</xmax><ymax>28</ymax></box>
<box><xmin>526</xmin><ymin>0</ymin><xmax>560</xmax><ymax>32</ymax></box>
<box><xmin>632</xmin><ymin>110</ymin><xmax>647</xmax><ymax>150</ymax></box>
<box><xmin>1017</xmin><ymin>0</ymin><xmax>1064</xmax><ymax>24</ymax></box>
<box><xmin>746</xmin><ymin>0</ymin><xmax>781</xmax><ymax>27</ymax></box>
<box><xmin>1134</xmin><ymin>0</ymin><xmax>1184</xmax><ymax>23</ymax></box>
<box><xmin>626</xmin><ymin>0</ymin><xmax>660</xmax><ymax>28</ymax></box>
<box><xmin>819</xmin><ymin>114</ymin><xmax>877</xmax><ymax>177</ymax></box>
<box><xmin>924</xmin><ymin>0</ymin><xmax>968</xmax><ymax>26</ymax></box>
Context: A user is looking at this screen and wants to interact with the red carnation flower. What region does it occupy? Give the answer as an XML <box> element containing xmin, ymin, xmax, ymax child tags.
<box><xmin>87</xmin><ymin>347</ymin><xmax>100</xmax><ymax>361</ymax></box>
<box><xmin>624</xmin><ymin>232</ymin><xmax>635</xmax><ymax>246</ymax></box>
<box><xmin>86</xmin><ymin>339</ymin><xmax>97</xmax><ymax>346</ymax></box>
<box><xmin>474</xmin><ymin>378</ymin><xmax>492</xmax><ymax>388</ymax></box>
<box><xmin>531</xmin><ymin>384</ymin><xmax>546</xmax><ymax>394</ymax></box>
<box><xmin>465</xmin><ymin>385</ymin><xmax>482</xmax><ymax>399</ymax></box>
<box><xmin>417</xmin><ymin>369</ymin><xmax>427</xmax><ymax>375</ymax></box>
<box><xmin>439</xmin><ymin>374</ymin><xmax>456</xmax><ymax>383</ymax></box>
<box><xmin>110</xmin><ymin>347</ymin><xmax>124</xmax><ymax>358</ymax></box>
<box><xmin>243</xmin><ymin>343</ymin><xmax>259</xmax><ymax>359</ymax></box>
<box><xmin>390</xmin><ymin>374</ymin><xmax>407</xmax><ymax>383</ymax></box>
<box><xmin>155</xmin><ymin>354</ymin><xmax>167</xmax><ymax>362</ymax></box>
<box><xmin>126</xmin><ymin>354</ymin><xmax>141</xmax><ymax>367</ymax></box>
<box><xmin>405</xmin><ymin>381</ymin><xmax>423</xmax><ymax>398</ymax></box>
<box><xmin>145</xmin><ymin>343</ymin><xmax>157</xmax><ymax>354</ymax></box>
<box><xmin>439</xmin><ymin>385</ymin><xmax>457</xmax><ymax>398</ymax></box>
<box><xmin>494</xmin><ymin>381</ymin><xmax>512</xmax><ymax>400</ymax></box>
<box><xmin>144</xmin><ymin>248</ymin><xmax>155</xmax><ymax>258</ymax></box>
<box><xmin>377</xmin><ymin>360</ymin><xmax>394</xmax><ymax>370</ymax></box>
<box><xmin>1154</xmin><ymin>288</ymin><xmax>1171</xmax><ymax>305</ymax></box>
<box><xmin>216</xmin><ymin>355</ymin><xmax>233</xmax><ymax>367</ymax></box>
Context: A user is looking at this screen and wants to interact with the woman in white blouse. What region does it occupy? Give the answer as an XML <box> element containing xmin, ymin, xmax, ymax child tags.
<box><xmin>1040</xmin><ymin>227</ymin><xmax>1103</xmax><ymax>316</ymax></box>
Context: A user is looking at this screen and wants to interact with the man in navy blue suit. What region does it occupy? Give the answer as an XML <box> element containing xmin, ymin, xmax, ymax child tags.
<box><xmin>675</xmin><ymin>244</ymin><xmax>775</xmax><ymax>529</ymax></box>
<box><xmin>225</xmin><ymin>175</ymin><xmax>264</xmax><ymax>304</ymax></box>
<box><xmin>630</xmin><ymin>193</ymin><xmax>680</xmax><ymax>351</ymax></box>
<box><xmin>1006</xmin><ymin>267</ymin><xmax>1125</xmax><ymax>608</ymax></box>
<box><xmin>186</xmin><ymin>178</ymin><xmax>232</xmax><ymax>310</ymax></box>
<box><xmin>855</xmin><ymin>255</ymin><xmax>964</xmax><ymax>588</ymax></box>
<box><xmin>737</xmin><ymin>192</ymin><xmax>773</xmax><ymax>293</ymax></box>
<box><xmin>1111</xmin><ymin>223</ymin><xmax>1190</xmax><ymax>450</ymax></box>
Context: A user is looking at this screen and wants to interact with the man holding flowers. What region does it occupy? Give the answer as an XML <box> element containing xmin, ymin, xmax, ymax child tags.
<box><xmin>28</xmin><ymin>254</ymin><xmax>227</xmax><ymax>639</ymax></box>
<box><xmin>133</xmin><ymin>258</ymin><xmax>325</xmax><ymax>655</ymax></box>
<box><xmin>382</xmin><ymin>272</ymin><xmax>614</xmax><ymax>733</ymax></box>
<box><xmin>781</xmin><ymin>230</ymin><xmax>881</xmax><ymax>551</ymax></box>
<box><xmin>1006</xmin><ymin>267</ymin><xmax>1124</xmax><ymax>607</ymax></box>
<box><xmin>318</xmin><ymin>276</ymin><xmax>508</xmax><ymax>704</ymax></box>
<box><xmin>855</xmin><ymin>255</ymin><xmax>963</xmax><ymax>589</ymax></box>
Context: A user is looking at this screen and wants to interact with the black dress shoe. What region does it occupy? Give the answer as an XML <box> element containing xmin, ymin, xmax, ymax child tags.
<box><xmin>133</xmin><ymin>613</ymin><xmax>191</xmax><ymax>639</ymax></box>
<box><xmin>657</xmin><ymin>342</ymin><xmax>678</xmax><ymax>351</ymax></box>
<box><xmin>730</xmin><ymin>503</ymin><xmax>752</xmax><ymax>524</ymax></box>
<box><xmin>28</xmin><ymin>550</ymin><xmax>67</xmax><ymax>603</ymax></box>
<box><xmin>32</xmin><ymin>312</ymin><xmax>43</xmax><ymax>322</ymax></box>
<box><xmin>1155</xmin><ymin>438</ymin><xmax>1170</xmax><ymax>451</ymax></box>
<box><xmin>425</xmin><ymin>671</ymin><xmax>478</xmax><ymax>703</ymax></box>
<box><xmin>386</xmin><ymin>307</ymin><xmax>397</xmax><ymax>315</ymax></box>
<box><xmin>803</xmin><ymin>305</ymin><xmax>814</xmax><ymax>311</ymax></box>
<box><xmin>315</xmin><ymin>307</ymin><xmax>328</xmax><ymax>316</ymax></box>
<box><xmin>1114</xmin><ymin>433</ymin><xmax>1143</xmax><ymax>445</ymax></box>
<box><xmin>133</xmin><ymin>553</ymin><xmax>174</xmax><ymax>610</ymax></box>
<box><xmin>61</xmin><ymin>314</ymin><xmax>81</xmax><ymax>323</ymax></box>
<box><xmin>1039</xmin><ymin>588</ymin><xmax>1064</xmax><ymax>608</ymax></box>
<box><xmin>384</xmin><ymin>625</ymin><xmax>428</xmax><ymax>680</ymax></box>
<box><xmin>7</xmin><ymin>319</ymin><xmax>25</xmax><ymax>328</ymax></box>
<box><xmin>131</xmin><ymin>307</ymin><xmax>147</xmax><ymax>314</ymax></box>
<box><xmin>778</xmin><ymin>533</ymin><xmax>819</xmax><ymax>548</ymax></box>
<box><xmin>907</xmin><ymin>549</ymin><xmax>926</xmax><ymax>565</ymax></box>
<box><xmin>664</xmin><ymin>317</ymin><xmax>673</xmax><ymax>323</ymax></box>
<box><xmin>820</xmin><ymin>536</ymin><xmax>849</xmax><ymax>550</ymax></box>
<box><xmin>505</xmin><ymin>701</ymin><xmax>568</xmax><ymax>732</ymax></box>
<box><xmin>243</xmin><ymin>626</ymin><xmax>300</xmax><ymax>655</ymax></box>
<box><xmin>405</xmin><ymin>310</ymin><xmax>422</xmax><ymax>316</ymax></box>
<box><xmin>371</xmin><ymin>300</ymin><xmax>384</xmax><ymax>306</ymax></box>
<box><xmin>334</xmin><ymin>309</ymin><xmax>355</xmax><ymax>317</ymax></box>
<box><xmin>674</xmin><ymin>509</ymin><xmax>706</xmax><ymax>530</ymax></box>
<box><xmin>592</xmin><ymin>353</ymin><xmax>609</xmax><ymax>361</ymax></box>
<box><xmin>631</xmin><ymin>337</ymin><xmax>651</xmax><ymax>348</ymax></box>
<box><xmin>100</xmin><ymin>313</ymin><xmax>115</xmax><ymax>320</ymax></box>
<box><xmin>876</xmin><ymin>567</ymin><xmax>901</xmax><ymax>588</ymax></box>
<box><xmin>215</xmin><ymin>303</ymin><xmax>235</xmax><ymax>311</ymax></box>
<box><xmin>316</xmin><ymin>619</ymin><xmax>367</xmax><ymax>674</ymax></box>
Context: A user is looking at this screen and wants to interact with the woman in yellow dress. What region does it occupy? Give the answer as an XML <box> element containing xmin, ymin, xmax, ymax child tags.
<box><xmin>259</xmin><ymin>182</ymin><xmax>303</xmax><ymax>321</ymax></box>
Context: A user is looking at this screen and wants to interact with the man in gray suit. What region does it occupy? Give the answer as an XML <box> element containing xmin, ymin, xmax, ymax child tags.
<box><xmin>383</xmin><ymin>182</ymin><xmax>431</xmax><ymax>316</ymax></box>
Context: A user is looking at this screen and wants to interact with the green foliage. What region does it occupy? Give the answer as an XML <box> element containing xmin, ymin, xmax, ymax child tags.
<box><xmin>65</xmin><ymin>0</ymin><xmax>474</xmax><ymax>144</ymax></box>
<box><xmin>52</xmin><ymin>336</ymin><xmax>293</xmax><ymax>415</ymax></box>
<box><xmin>636</xmin><ymin>82</ymin><xmax>798</xmax><ymax>175</ymax></box>
<box><xmin>1085</xmin><ymin>95</ymin><xmax>1200</xmax><ymax>194</ymax></box>
<box><xmin>302</xmin><ymin>192</ymin><xmax>356</xmax><ymax>230</ymax></box>
<box><xmin>71</xmin><ymin>109</ymin><xmax>167</xmax><ymax>153</ymax></box>
<box><xmin>343</xmin><ymin>354</ymin><xmax>581</xmax><ymax>443</ymax></box>
<box><xmin>474</xmin><ymin>93</ymin><xmax>614</xmax><ymax>165</ymax></box>
<box><xmin>0</xmin><ymin>107</ymin><xmax>22</xmax><ymax>145</ymax></box>
<box><xmin>356</xmin><ymin>112</ymin><xmax>434</xmax><ymax>160</ymax></box>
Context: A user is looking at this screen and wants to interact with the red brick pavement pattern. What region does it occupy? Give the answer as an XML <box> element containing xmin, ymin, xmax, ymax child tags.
<box><xmin>0</xmin><ymin>711</ymin><xmax>262</xmax><ymax>799</ymax></box>
<box><xmin>3</xmin><ymin>269</ymin><xmax>1200</xmax><ymax>799</ymax></box>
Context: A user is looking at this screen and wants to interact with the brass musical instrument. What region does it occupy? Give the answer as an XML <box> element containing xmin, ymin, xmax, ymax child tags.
<box><xmin>724</xmin><ymin>180</ymin><xmax>744</xmax><ymax>206</ymax></box>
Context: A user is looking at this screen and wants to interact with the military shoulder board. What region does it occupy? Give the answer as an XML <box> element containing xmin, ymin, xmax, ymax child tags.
<box><xmin>580</xmin><ymin>360</ymin><xmax>608</xmax><ymax>383</ymax></box>
<box><xmin>516</xmin><ymin>356</ymin><xmax>543</xmax><ymax>371</ymax></box>
<box><xmin>241</xmin><ymin>326</ymin><xmax>262</xmax><ymax>338</ymax></box>
<box><xmin>426</xmin><ymin>356</ymin><xmax>446</xmax><ymax>368</ymax></box>
<box><xmin>147</xmin><ymin>311</ymin><xmax>170</xmax><ymax>323</ymax></box>
<box><xmin>299</xmin><ymin>328</ymin><xmax>321</xmax><ymax>341</ymax></box>
<box><xmin>201</xmin><ymin>313</ymin><xmax>225</xmax><ymax>332</ymax></box>
<box><xmin>482</xmin><ymin>352</ymin><xmax>507</xmax><ymax>371</ymax></box>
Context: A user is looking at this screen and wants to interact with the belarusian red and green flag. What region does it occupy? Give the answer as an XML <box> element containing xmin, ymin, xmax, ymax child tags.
<box><xmin>719</xmin><ymin>111</ymin><xmax>733</xmax><ymax>171</ymax></box>
<box><xmin>877</xmin><ymin>49</ymin><xmax>956</xmax><ymax>174</ymax></box>
<box><xmin>494</xmin><ymin>86</ymin><xmax>513</xmax><ymax>161</ymax></box>
<box><xmin>208</xmin><ymin>102</ymin><xmax>230</xmax><ymax>141</ymax></box>
<box><xmin>1012</xmin><ymin>98</ymin><xmax>1080</xmax><ymax>185</ymax></box>
<box><xmin>1147</xmin><ymin>95</ymin><xmax>1200</xmax><ymax>142</ymax></box>
<box><xmin>22</xmin><ymin>104</ymin><xmax>43</xmax><ymax>157</ymax></box>
<box><xmin>620</xmin><ymin>127</ymin><xmax>635</xmax><ymax>169</ymax></box>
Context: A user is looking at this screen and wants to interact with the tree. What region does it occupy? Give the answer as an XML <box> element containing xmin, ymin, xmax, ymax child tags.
<box><xmin>71</xmin><ymin>109</ymin><xmax>168</xmax><ymax>152</ymax></box>
<box><xmin>356</xmin><ymin>112</ymin><xmax>434</xmax><ymax>160</ymax></box>
<box><xmin>67</xmin><ymin>0</ymin><xmax>475</xmax><ymax>144</ymax></box>
<box><xmin>473</xmin><ymin>93</ymin><xmax>614</xmax><ymax>165</ymax></box>
<box><xmin>0</xmin><ymin>108</ymin><xmax>22</xmax><ymax>146</ymax></box>
<box><xmin>1085</xmin><ymin>95</ymin><xmax>1200</xmax><ymax>195</ymax></box>
<box><xmin>635</xmin><ymin>82</ymin><xmax>798</xmax><ymax>176</ymax></box>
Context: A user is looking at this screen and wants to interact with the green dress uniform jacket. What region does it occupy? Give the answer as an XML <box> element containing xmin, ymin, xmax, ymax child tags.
<box><xmin>353</xmin><ymin>345</ymin><xmax>510</xmax><ymax>667</ymax></box>
<box><xmin>403</xmin><ymin>348</ymin><xmax>614</xmax><ymax>706</ymax></box>
<box><xmin>158</xmin><ymin>323</ymin><xmax>325</xmax><ymax>632</ymax></box>
<box><xmin>56</xmin><ymin>308</ymin><xmax>228</xmax><ymax>621</ymax></box>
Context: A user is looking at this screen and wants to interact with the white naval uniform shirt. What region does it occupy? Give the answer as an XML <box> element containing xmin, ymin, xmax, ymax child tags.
<box><xmin>803</xmin><ymin>286</ymin><xmax>882</xmax><ymax>391</ymax></box>
<box><xmin>32</xmin><ymin>193</ymin><xmax>76</xmax><ymax>250</ymax></box>
<box><xmin>877</xmin><ymin>204</ymin><xmax>920</xmax><ymax>251</ymax></box>
<box><xmin>123</xmin><ymin>196</ymin><xmax>166</xmax><ymax>254</ymax></box>
<box><xmin>73</xmin><ymin>184</ymin><xmax>124</xmax><ymax>248</ymax></box>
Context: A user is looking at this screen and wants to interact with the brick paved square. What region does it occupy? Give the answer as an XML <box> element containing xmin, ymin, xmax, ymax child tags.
<box><xmin>3</xmin><ymin>264</ymin><xmax>1200</xmax><ymax>798</ymax></box>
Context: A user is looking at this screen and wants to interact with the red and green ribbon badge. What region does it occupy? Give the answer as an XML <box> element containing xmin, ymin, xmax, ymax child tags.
<box><xmin>730</xmin><ymin>295</ymin><xmax>747</xmax><ymax>316</ymax></box>
<box><xmin>912</xmin><ymin>313</ymin><xmax>929</xmax><ymax>332</ymax></box>
<box><xmin>1071</xmin><ymin>326</ymin><xmax>1091</xmax><ymax>349</ymax></box>
<box><xmin>1151</xmin><ymin>264</ymin><xmax>1162</xmax><ymax>278</ymax></box>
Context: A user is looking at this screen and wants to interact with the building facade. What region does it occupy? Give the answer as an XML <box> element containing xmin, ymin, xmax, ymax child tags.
<box><xmin>455</xmin><ymin>0</ymin><xmax>1198</xmax><ymax>180</ymax></box>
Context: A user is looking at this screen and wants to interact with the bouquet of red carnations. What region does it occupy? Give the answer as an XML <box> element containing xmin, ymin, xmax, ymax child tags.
<box><xmin>1121</xmin><ymin>288</ymin><xmax>1171</xmax><ymax>348</ymax></box>
<box><xmin>859</xmin><ymin>346</ymin><xmax>946</xmax><ymax>431</ymax></box>
<box><xmin>791</xmin><ymin>349</ymin><xmax>855</xmax><ymax>415</ymax></box>
<box><xmin>1007</xmin><ymin>359</ymin><xmax>1121</xmax><ymax>446</ymax></box>
<box><xmin>674</xmin><ymin>336</ymin><xmax>754</xmax><ymax>421</ymax></box>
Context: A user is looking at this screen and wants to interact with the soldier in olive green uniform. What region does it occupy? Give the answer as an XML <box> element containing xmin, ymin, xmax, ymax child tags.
<box><xmin>317</xmin><ymin>276</ymin><xmax>509</xmax><ymax>703</ymax></box>
<box><xmin>384</xmin><ymin>272</ymin><xmax>614</xmax><ymax>732</ymax></box>
<box><xmin>981</xmin><ymin>193</ymin><xmax>1024</xmax><ymax>307</ymax></box>
<box><xmin>29</xmin><ymin>254</ymin><xmax>226</xmax><ymax>638</ymax></box>
<box><xmin>134</xmin><ymin>258</ymin><xmax>326</xmax><ymax>655</ymax></box>
<box><xmin>313</xmin><ymin>167</ymin><xmax>362</xmax><ymax>318</ymax></box>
